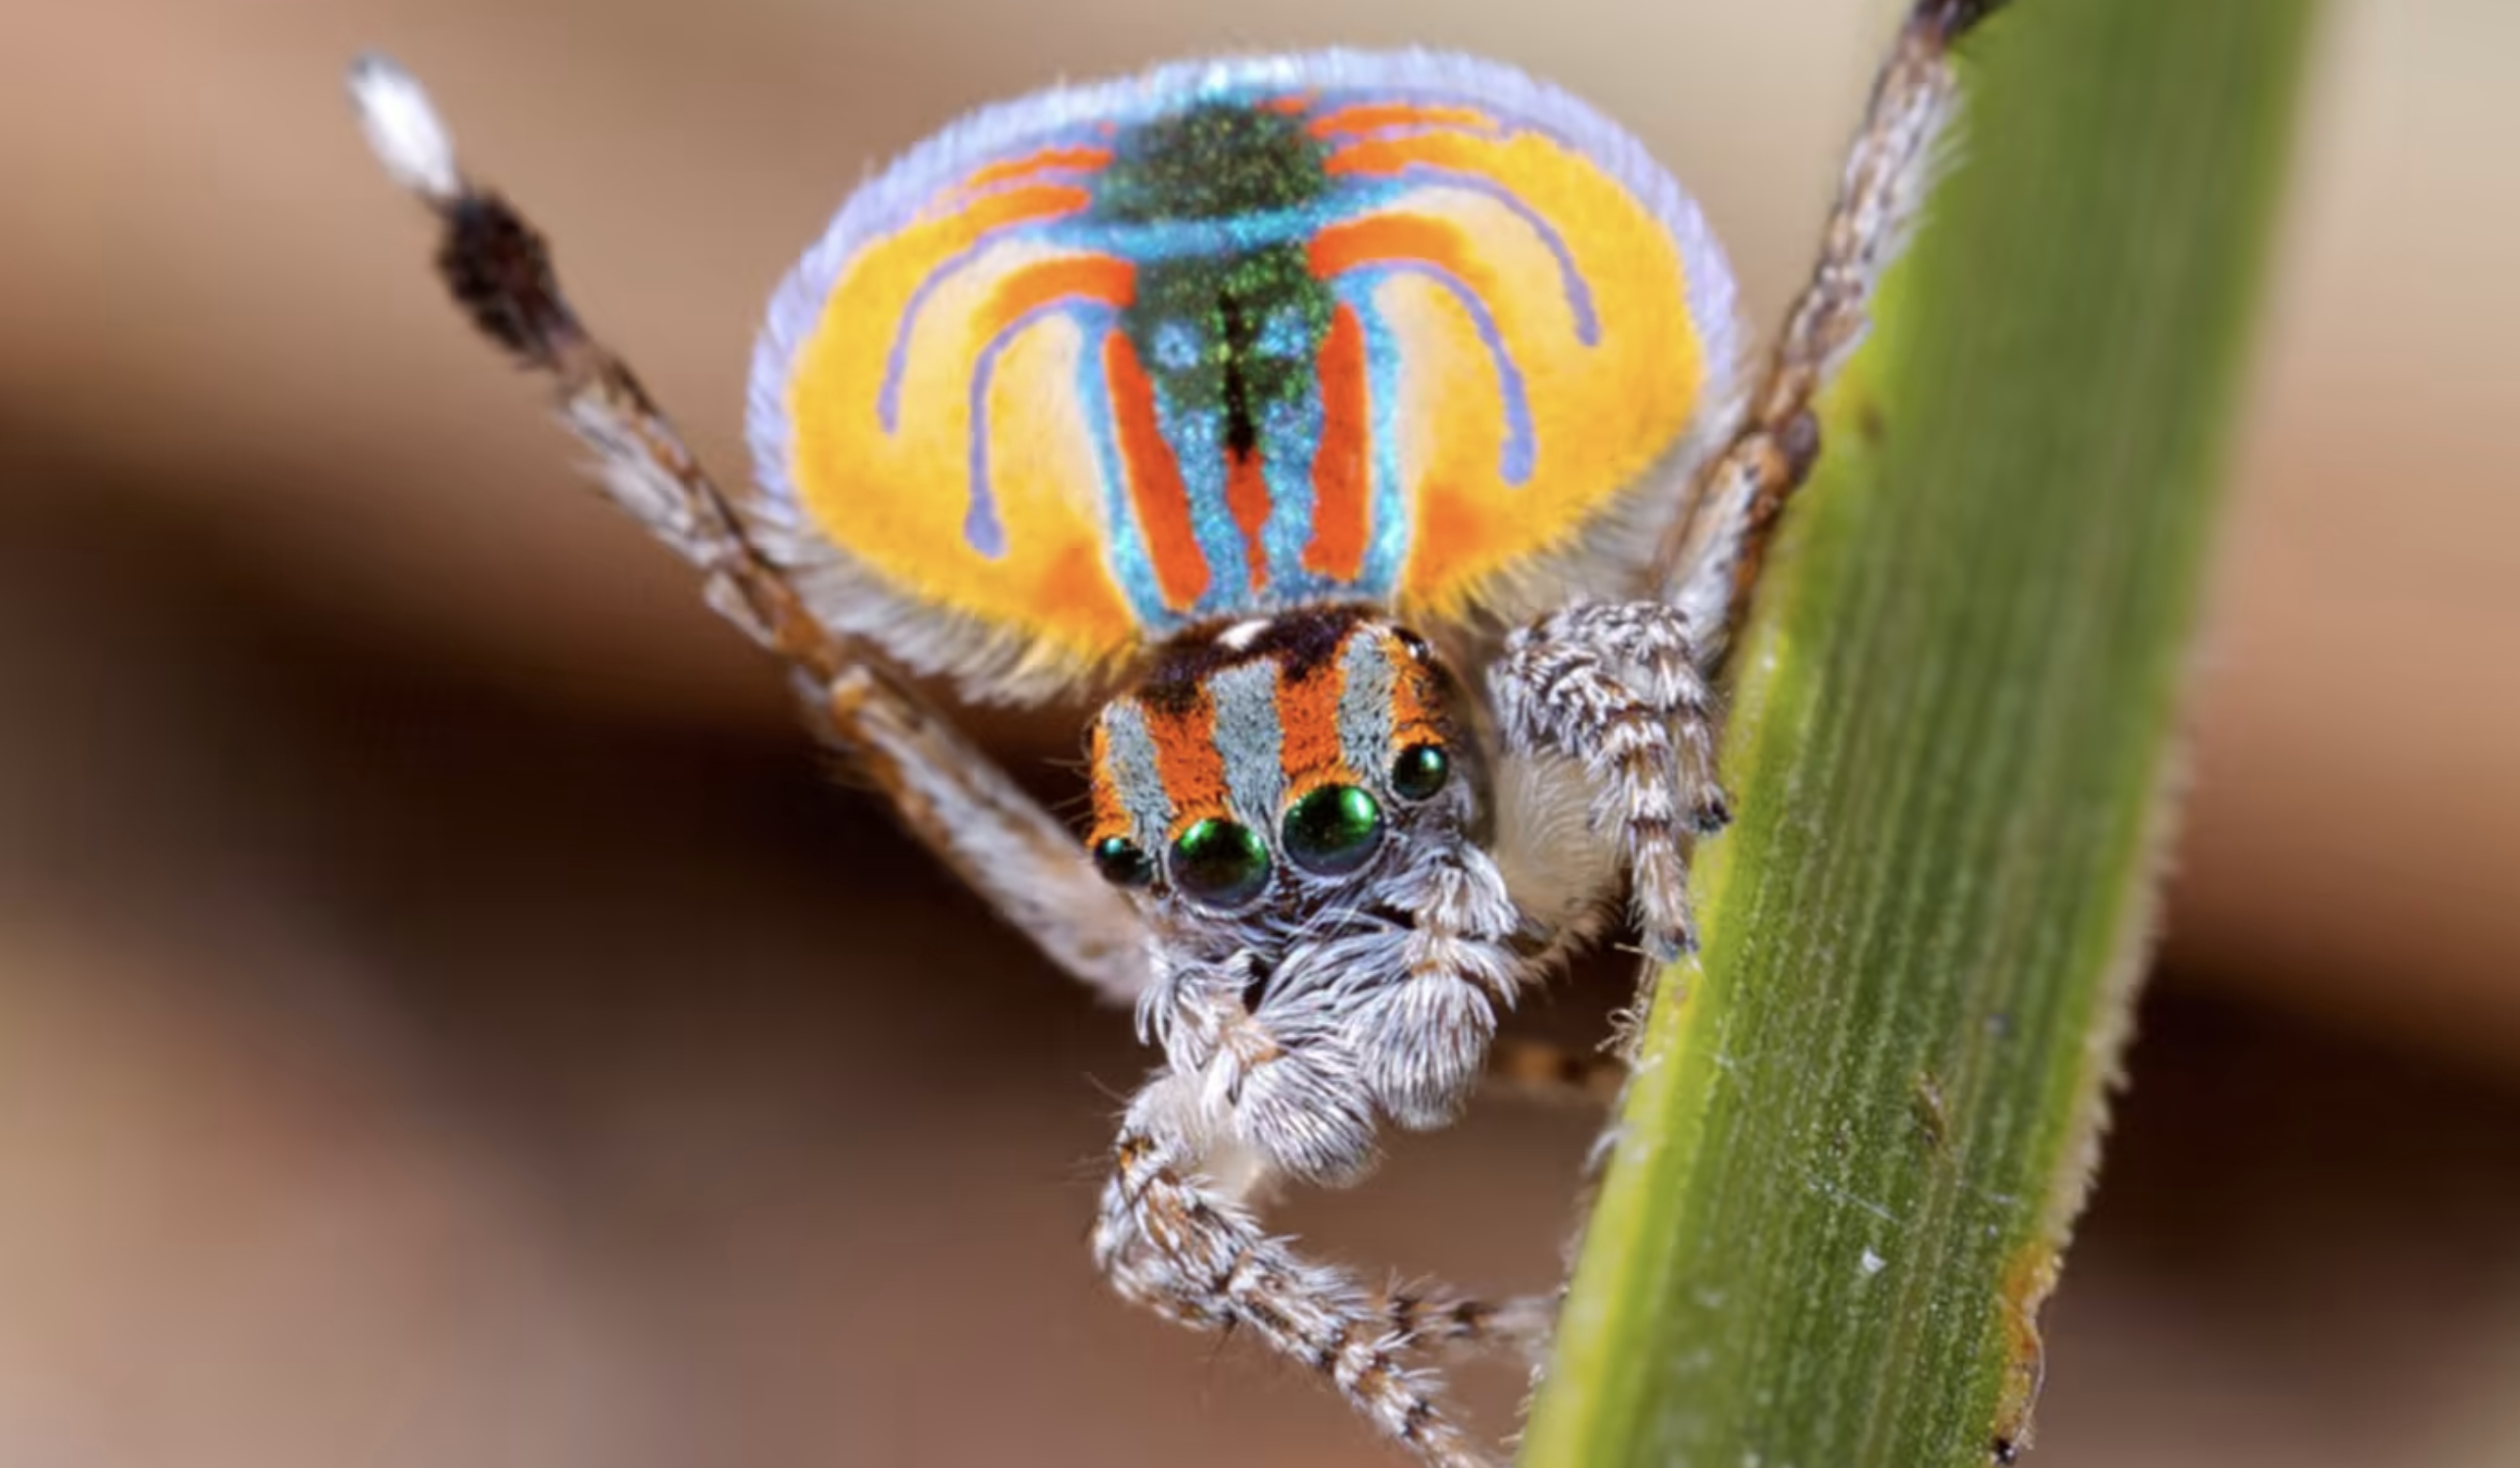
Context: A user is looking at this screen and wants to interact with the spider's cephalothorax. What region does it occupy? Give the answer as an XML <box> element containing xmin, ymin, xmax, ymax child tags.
<box><xmin>1087</xmin><ymin>607</ymin><xmax>1520</xmax><ymax>1183</ymax></box>
<box><xmin>351</xmin><ymin>8</ymin><xmax>2008</xmax><ymax>1463</ymax></box>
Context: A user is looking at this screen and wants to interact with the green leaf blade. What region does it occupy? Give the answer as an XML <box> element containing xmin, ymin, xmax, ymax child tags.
<box><xmin>1521</xmin><ymin>3</ymin><xmax>2322</xmax><ymax>1465</ymax></box>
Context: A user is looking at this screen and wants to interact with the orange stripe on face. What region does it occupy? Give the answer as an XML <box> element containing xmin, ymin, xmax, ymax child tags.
<box><xmin>1307</xmin><ymin>103</ymin><xmax>1493</xmax><ymax>139</ymax></box>
<box><xmin>1383</xmin><ymin>631</ymin><xmax>1447</xmax><ymax>749</ymax></box>
<box><xmin>976</xmin><ymin>256</ymin><xmax>1136</xmax><ymax>340</ymax></box>
<box><xmin>1259</xmin><ymin>93</ymin><xmax>1316</xmax><ymax>116</ymax></box>
<box><xmin>953</xmin><ymin>144</ymin><xmax>1113</xmax><ymax>196</ymax></box>
<box><xmin>1275</xmin><ymin>651</ymin><xmax>1353</xmax><ymax>792</ymax></box>
<box><xmin>1225</xmin><ymin>451</ymin><xmax>1273</xmax><ymax>594</ymax></box>
<box><xmin>1143</xmin><ymin>691</ymin><xmax>1230</xmax><ymax>832</ymax></box>
<box><xmin>1303</xmin><ymin>303</ymin><xmax>1372</xmax><ymax>581</ymax></box>
<box><xmin>1103</xmin><ymin>334</ymin><xmax>1210</xmax><ymax>613</ymax></box>
<box><xmin>1086</xmin><ymin>722</ymin><xmax>1131</xmax><ymax>847</ymax></box>
<box><xmin>1306</xmin><ymin>215</ymin><xmax>1479</xmax><ymax>285</ymax></box>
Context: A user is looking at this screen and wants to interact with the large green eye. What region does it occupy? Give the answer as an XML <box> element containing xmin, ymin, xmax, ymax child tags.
<box><xmin>1092</xmin><ymin>835</ymin><xmax>1153</xmax><ymax>888</ymax></box>
<box><xmin>1390</xmin><ymin>744</ymin><xmax>1451</xmax><ymax>802</ymax></box>
<box><xmin>1170</xmin><ymin>818</ymin><xmax>1272</xmax><ymax>908</ymax></box>
<box><xmin>1282</xmin><ymin>784</ymin><xmax>1384</xmax><ymax>876</ymax></box>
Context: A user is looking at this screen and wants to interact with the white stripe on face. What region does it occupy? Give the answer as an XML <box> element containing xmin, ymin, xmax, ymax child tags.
<box><xmin>1335</xmin><ymin>627</ymin><xmax>1402</xmax><ymax>794</ymax></box>
<box><xmin>1206</xmin><ymin>660</ymin><xmax>1288</xmax><ymax>835</ymax></box>
<box><xmin>1096</xmin><ymin>700</ymin><xmax>1174</xmax><ymax>846</ymax></box>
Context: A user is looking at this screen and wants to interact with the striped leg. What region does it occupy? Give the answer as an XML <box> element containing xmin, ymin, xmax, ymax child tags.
<box><xmin>346</xmin><ymin>57</ymin><xmax>1149</xmax><ymax>1001</ymax></box>
<box><xmin>1489</xmin><ymin>601</ymin><xmax>1723</xmax><ymax>961</ymax></box>
<box><xmin>1657</xmin><ymin>0</ymin><xmax>2014</xmax><ymax>655</ymax></box>
<box><xmin>1093</xmin><ymin>1075</ymin><xmax>1501</xmax><ymax>1468</ymax></box>
<box><xmin>1374</xmin><ymin>1285</ymin><xmax>1558</xmax><ymax>1365</ymax></box>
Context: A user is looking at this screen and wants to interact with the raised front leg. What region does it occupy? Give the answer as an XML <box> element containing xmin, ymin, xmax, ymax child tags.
<box><xmin>1657</xmin><ymin>0</ymin><xmax>2014</xmax><ymax>656</ymax></box>
<box><xmin>1489</xmin><ymin>601</ymin><xmax>1723</xmax><ymax>961</ymax></box>
<box><xmin>346</xmin><ymin>58</ymin><xmax>1148</xmax><ymax>1000</ymax></box>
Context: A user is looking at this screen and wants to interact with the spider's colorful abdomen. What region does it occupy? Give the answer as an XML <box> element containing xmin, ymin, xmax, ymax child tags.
<box><xmin>749</xmin><ymin>51</ymin><xmax>1738</xmax><ymax>700</ymax></box>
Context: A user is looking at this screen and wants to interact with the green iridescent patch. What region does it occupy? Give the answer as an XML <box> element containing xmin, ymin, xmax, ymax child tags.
<box><xmin>1097</xmin><ymin>104</ymin><xmax>1337</xmax><ymax>463</ymax></box>
<box><xmin>1094</xmin><ymin>102</ymin><xmax>1331</xmax><ymax>222</ymax></box>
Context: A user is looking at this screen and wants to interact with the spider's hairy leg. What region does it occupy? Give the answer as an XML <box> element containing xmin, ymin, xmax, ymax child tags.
<box><xmin>344</xmin><ymin>56</ymin><xmax>1149</xmax><ymax>1000</ymax></box>
<box><xmin>1656</xmin><ymin>0</ymin><xmax>2014</xmax><ymax>653</ymax></box>
<box><xmin>1092</xmin><ymin>1075</ymin><xmax>1500</xmax><ymax>1468</ymax></box>
<box><xmin>1371</xmin><ymin>1286</ymin><xmax>1558</xmax><ymax>1364</ymax></box>
<box><xmin>1489</xmin><ymin>601</ymin><xmax>1722</xmax><ymax>961</ymax></box>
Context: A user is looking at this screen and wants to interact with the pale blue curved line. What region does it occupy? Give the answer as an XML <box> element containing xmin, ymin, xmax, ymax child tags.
<box><xmin>1370</xmin><ymin>166</ymin><xmax>1598</xmax><ymax>346</ymax></box>
<box><xmin>1334</xmin><ymin>260</ymin><xmax>1536</xmax><ymax>486</ymax></box>
<box><xmin>877</xmin><ymin>214</ymin><xmax>1081</xmax><ymax>435</ymax></box>
<box><xmin>962</xmin><ymin>299</ymin><xmax>1116</xmax><ymax>558</ymax></box>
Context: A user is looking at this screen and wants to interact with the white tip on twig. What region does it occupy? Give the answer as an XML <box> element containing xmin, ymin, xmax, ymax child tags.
<box><xmin>347</xmin><ymin>52</ymin><xmax>460</xmax><ymax>203</ymax></box>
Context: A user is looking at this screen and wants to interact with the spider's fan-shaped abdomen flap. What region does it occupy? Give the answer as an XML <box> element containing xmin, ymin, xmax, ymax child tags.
<box><xmin>749</xmin><ymin>50</ymin><xmax>1738</xmax><ymax>703</ymax></box>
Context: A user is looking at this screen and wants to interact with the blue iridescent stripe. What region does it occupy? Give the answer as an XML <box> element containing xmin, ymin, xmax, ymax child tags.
<box><xmin>1070</xmin><ymin>327</ymin><xmax>1170</xmax><ymax>625</ymax></box>
<box><xmin>1353</xmin><ymin>297</ymin><xmax>1410</xmax><ymax>593</ymax></box>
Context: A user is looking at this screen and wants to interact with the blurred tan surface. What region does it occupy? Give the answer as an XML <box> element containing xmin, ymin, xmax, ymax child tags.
<box><xmin>3</xmin><ymin>0</ymin><xmax>2517</xmax><ymax>1465</ymax></box>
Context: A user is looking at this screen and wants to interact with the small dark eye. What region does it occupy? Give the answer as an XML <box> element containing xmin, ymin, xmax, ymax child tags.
<box><xmin>1390</xmin><ymin>744</ymin><xmax>1450</xmax><ymax>802</ymax></box>
<box><xmin>1170</xmin><ymin>818</ymin><xmax>1272</xmax><ymax>908</ymax></box>
<box><xmin>1283</xmin><ymin>784</ymin><xmax>1383</xmax><ymax>875</ymax></box>
<box><xmin>1092</xmin><ymin>835</ymin><xmax>1154</xmax><ymax>888</ymax></box>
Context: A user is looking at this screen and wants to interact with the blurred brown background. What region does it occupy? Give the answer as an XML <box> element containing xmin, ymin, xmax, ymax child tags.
<box><xmin>1</xmin><ymin>0</ymin><xmax>2515</xmax><ymax>1465</ymax></box>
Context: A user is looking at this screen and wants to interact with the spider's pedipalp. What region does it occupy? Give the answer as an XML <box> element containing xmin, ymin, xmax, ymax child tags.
<box><xmin>1353</xmin><ymin>844</ymin><xmax>1527</xmax><ymax>1130</ymax></box>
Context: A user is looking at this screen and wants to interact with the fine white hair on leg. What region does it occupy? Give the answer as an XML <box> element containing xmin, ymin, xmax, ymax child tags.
<box><xmin>1373</xmin><ymin>1286</ymin><xmax>1559</xmax><ymax>1365</ymax></box>
<box><xmin>343</xmin><ymin>56</ymin><xmax>1151</xmax><ymax>1001</ymax></box>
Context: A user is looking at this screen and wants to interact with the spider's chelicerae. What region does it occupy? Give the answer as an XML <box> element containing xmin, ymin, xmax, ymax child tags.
<box><xmin>349</xmin><ymin>6</ymin><xmax>2004</xmax><ymax>1462</ymax></box>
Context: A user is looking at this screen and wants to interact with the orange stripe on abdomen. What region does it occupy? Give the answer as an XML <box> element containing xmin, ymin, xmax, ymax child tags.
<box><xmin>1307</xmin><ymin>103</ymin><xmax>1493</xmax><ymax>139</ymax></box>
<box><xmin>977</xmin><ymin>257</ymin><xmax>1135</xmax><ymax>339</ymax></box>
<box><xmin>951</xmin><ymin>182</ymin><xmax>1094</xmax><ymax>235</ymax></box>
<box><xmin>1308</xmin><ymin>215</ymin><xmax>1476</xmax><ymax>282</ymax></box>
<box><xmin>1322</xmin><ymin>131</ymin><xmax>1504</xmax><ymax>183</ymax></box>
<box><xmin>954</xmin><ymin>145</ymin><xmax>1113</xmax><ymax>196</ymax></box>
<box><xmin>1303</xmin><ymin>303</ymin><xmax>1372</xmax><ymax>581</ymax></box>
<box><xmin>1225</xmin><ymin>451</ymin><xmax>1272</xmax><ymax>594</ymax></box>
<box><xmin>1103</xmin><ymin>334</ymin><xmax>1210</xmax><ymax>613</ymax></box>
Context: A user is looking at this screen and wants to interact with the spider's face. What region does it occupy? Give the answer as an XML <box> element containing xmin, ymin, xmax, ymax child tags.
<box><xmin>1087</xmin><ymin>606</ymin><xmax>1509</xmax><ymax>1179</ymax></box>
<box><xmin>1087</xmin><ymin>605</ymin><xmax>1475</xmax><ymax>940</ymax></box>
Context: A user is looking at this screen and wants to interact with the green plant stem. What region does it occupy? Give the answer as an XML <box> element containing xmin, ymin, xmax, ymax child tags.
<box><xmin>1520</xmin><ymin>2</ymin><xmax>2321</xmax><ymax>1464</ymax></box>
